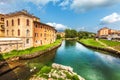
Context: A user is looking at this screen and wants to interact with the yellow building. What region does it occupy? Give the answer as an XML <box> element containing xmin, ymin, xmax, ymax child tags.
<box><xmin>0</xmin><ymin>14</ymin><xmax>5</xmax><ymax>37</ymax></box>
<box><xmin>4</xmin><ymin>10</ymin><xmax>57</xmax><ymax>49</ymax></box>
<box><xmin>4</xmin><ymin>10</ymin><xmax>40</xmax><ymax>48</ymax></box>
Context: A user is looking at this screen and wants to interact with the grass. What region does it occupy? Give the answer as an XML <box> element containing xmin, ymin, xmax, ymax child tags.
<box><xmin>80</xmin><ymin>39</ymin><xmax>105</xmax><ymax>48</ymax></box>
<box><xmin>1</xmin><ymin>39</ymin><xmax>62</xmax><ymax>60</ymax></box>
<box><xmin>100</xmin><ymin>39</ymin><xmax>120</xmax><ymax>51</ymax></box>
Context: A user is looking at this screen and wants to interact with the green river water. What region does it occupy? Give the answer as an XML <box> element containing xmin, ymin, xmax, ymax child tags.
<box><xmin>1</xmin><ymin>40</ymin><xmax>120</xmax><ymax>80</ymax></box>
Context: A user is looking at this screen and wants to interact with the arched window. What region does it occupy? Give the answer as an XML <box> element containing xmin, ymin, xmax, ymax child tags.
<box><xmin>6</xmin><ymin>20</ymin><xmax>8</xmax><ymax>26</ymax></box>
<box><xmin>12</xmin><ymin>30</ymin><xmax>14</xmax><ymax>36</ymax></box>
<box><xmin>26</xmin><ymin>19</ymin><xmax>29</xmax><ymax>26</ymax></box>
<box><xmin>18</xmin><ymin>18</ymin><xmax>20</xmax><ymax>25</ymax></box>
<box><xmin>12</xmin><ymin>19</ymin><xmax>14</xmax><ymax>26</ymax></box>
<box><xmin>18</xmin><ymin>29</ymin><xmax>20</xmax><ymax>36</ymax></box>
<box><xmin>26</xmin><ymin>39</ymin><xmax>29</xmax><ymax>44</ymax></box>
<box><xmin>26</xmin><ymin>29</ymin><xmax>30</xmax><ymax>36</ymax></box>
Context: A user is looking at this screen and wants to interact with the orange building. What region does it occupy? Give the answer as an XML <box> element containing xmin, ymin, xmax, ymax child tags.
<box><xmin>33</xmin><ymin>22</ymin><xmax>56</xmax><ymax>47</ymax></box>
<box><xmin>0</xmin><ymin>14</ymin><xmax>5</xmax><ymax>37</ymax></box>
<box><xmin>3</xmin><ymin>10</ymin><xmax>56</xmax><ymax>49</ymax></box>
<box><xmin>97</xmin><ymin>27</ymin><xmax>120</xmax><ymax>38</ymax></box>
<box><xmin>97</xmin><ymin>27</ymin><xmax>109</xmax><ymax>36</ymax></box>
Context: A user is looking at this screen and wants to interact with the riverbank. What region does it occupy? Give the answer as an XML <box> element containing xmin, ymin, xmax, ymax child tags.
<box><xmin>64</xmin><ymin>38</ymin><xmax>78</xmax><ymax>40</ymax></box>
<box><xmin>30</xmin><ymin>63</ymin><xmax>85</xmax><ymax>80</ymax></box>
<box><xmin>0</xmin><ymin>40</ymin><xmax>62</xmax><ymax>78</ymax></box>
<box><xmin>78</xmin><ymin>39</ymin><xmax>120</xmax><ymax>55</ymax></box>
<box><xmin>0</xmin><ymin>39</ymin><xmax>62</xmax><ymax>61</ymax></box>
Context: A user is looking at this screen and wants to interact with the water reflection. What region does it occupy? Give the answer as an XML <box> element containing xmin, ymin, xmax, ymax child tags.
<box><xmin>0</xmin><ymin>54</ymin><xmax>19</xmax><ymax>80</ymax></box>
<box><xmin>54</xmin><ymin>40</ymin><xmax>120</xmax><ymax>80</ymax></box>
<box><xmin>65</xmin><ymin>40</ymin><xmax>76</xmax><ymax>48</ymax></box>
<box><xmin>0</xmin><ymin>48</ymin><xmax>57</xmax><ymax>80</ymax></box>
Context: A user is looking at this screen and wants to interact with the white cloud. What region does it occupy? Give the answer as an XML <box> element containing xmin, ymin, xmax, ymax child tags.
<box><xmin>59</xmin><ymin>0</ymin><xmax>70</xmax><ymax>9</ymax></box>
<box><xmin>0</xmin><ymin>0</ymin><xmax>59</xmax><ymax>13</ymax></box>
<box><xmin>46</xmin><ymin>22</ymin><xmax>68</xmax><ymax>31</ymax></box>
<box><xmin>70</xmin><ymin>0</ymin><xmax>120</xmax><ymax>12</ymax></box>
<box><xmin>100</xmin><ymin>12</ymin><xmax>120</xmax><ymax>24</ymax></box>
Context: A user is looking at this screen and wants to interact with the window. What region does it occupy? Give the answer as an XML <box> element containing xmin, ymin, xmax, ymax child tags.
<box><xmin>12</xmin><ymin>30</ymin><xmax>14</xmax><ymax>36</ymax></box>
<box><xmin>7</xmin><ymin>30</ymin><xmax>9</xmax><ymax>36</ymax></box>
<box><xmin>40</xmin><ymin>26</ymin><xmax>42</xmax><ymax>28</ymax></box>
<box><xmin>18</xmin><ymin>29</ymin><xmax>20</xmax><ymax>36</ymax></box>
<box><xmin>1</xmin><ymin>25</ymin><xmax>4</xmax><ymax>29</ymax></box>
<box><xmin>1</xmin><ymin>18</ymin><xmax>4</xmax><ymax>21</ymax></box>
<box><xmin>6</xmin><ymin>20</ymin><xmax>8</xmax><ymax>26</ymax></box>
<box><xmin>35</xmin><ymin>24</ymin><xmax>37</xmax><ymax>28</ymax></box>
<box><xmin>12</xmin><ymin>19</ymin><xmax>14</xmax><ymax>26</ymax></box>
<box><xmin>26</xmin><ymin>29</ymin><xmax>30</xmax><ymax>36</ymax></box>
<box><xmin>26</xmin><ymin>39</ymin><xmax>29</xmax><ymax>44</ymax></box>
<box><xmin>26</xmin><ymin>19</ymin><xmax>29</xmax><ymax>26</ymax></box>
<box><xmin>41</xmin><ymin>40</ymin><xmax>42</xmax><ymax>45</ymax></box>
<box><xmin>40</xmin><ymin>33</ymin><xmax>42</xmax><ymax>37</ymax></box>
<box><xmin>35</xmin><ymin>33</ymin><xmax>38</xmax><ymax>37</ymax></box>
<box><xmin>44</xmin><ymin>33</ymin><xmax>46</xmax><ymax>37</ymax></box>
<box><xmin>18</xmin><ymin>18</ymin><xmax>20</xmax><ymax>25</ymax></box>
<box><xmin>44</xmin><ymin>38</ymin><xmax>46</xmax><ymax>40</ymax></box>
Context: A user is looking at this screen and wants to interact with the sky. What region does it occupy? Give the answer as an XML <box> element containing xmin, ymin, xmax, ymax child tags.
<box><xmin>0</xmin><ymin>0</ymin><xmax>120</xmax><ymax>33</ymax></box>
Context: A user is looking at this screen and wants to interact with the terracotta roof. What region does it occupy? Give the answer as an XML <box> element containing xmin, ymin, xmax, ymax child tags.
<box><xmin>34</xmin><ymin>21</ymin><xmax>57</xmax><ymax>32</ymax></box>
<box><xmin>5</xmin><ymin>10</ymin><xmax>39</xmax><ymax>19</ymax></box>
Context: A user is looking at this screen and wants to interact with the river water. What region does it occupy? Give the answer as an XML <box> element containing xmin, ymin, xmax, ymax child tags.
<box><xmin>1</xmin><ymin>40</ymin><xmax>120</xmax><ymax>80</ymax></box>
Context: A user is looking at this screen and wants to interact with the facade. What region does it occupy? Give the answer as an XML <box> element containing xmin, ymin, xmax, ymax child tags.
<box><xmin>4</xmin><ymin>10</ymin><xmax>40</xmax><ymax>48</ymax></box>
<box><xmin>0</xmin><ymin>14</ymin><xmax>5</xmax><ymax>37</ymax></box>
<box><xmin>97</xmin><ymin>27</ymin><xmax>109</xmax><ymax>37</ymax></box>
<box><xmin>33</xmin><ymin>22</ymin><xmax>56</xmax><ymax>47</ymax></box>
<box><xmin>57</xmin><ymin>32</ymin><xmax>65</xmax><ymax>38</ymax></box>
<box><xmin>0</xmin><ymin>10</ymin><xmax>57</xmax><ymax>52</ymax></box>
<box><xmin>97</xmin><ymin>27</ymin><xmax>120</xmax><ymax>39</ymax></box>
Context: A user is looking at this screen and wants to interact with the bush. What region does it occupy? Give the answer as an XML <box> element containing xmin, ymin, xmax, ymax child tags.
<box><xmin>57</xmin><ymin>34</ymin><xmax>61</xmax><ymax>39</ymax></box>
<box><xmin>39</xmin><ymin>66</ymin><xmax>51</xmax><ymax>74</ymax></box>
<box><xmin>72</xmin><ymin>75</ymin><xmax>79</xmax><ymax>80</ymax></box>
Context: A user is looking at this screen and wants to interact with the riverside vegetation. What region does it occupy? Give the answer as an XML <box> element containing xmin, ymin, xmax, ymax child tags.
<box><xmin>0</xmin><ymin>39</ymin><xmax>62</xmax><ymax>60</ymax></box>
<box><xmin>64</xmin><ymin>29</ymin><xmax>120</xmax><ymax>54</ymax></box>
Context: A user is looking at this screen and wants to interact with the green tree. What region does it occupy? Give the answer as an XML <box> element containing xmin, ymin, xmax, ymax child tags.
<box><xmin>57</xmin><ymin>34</ymin><xmax>61</xmax><ymax>39</ymax></box>
<box><xmin>65</xmin><ymin>29</ymin><xmax>77</xmax><ymax>38</ymax></box>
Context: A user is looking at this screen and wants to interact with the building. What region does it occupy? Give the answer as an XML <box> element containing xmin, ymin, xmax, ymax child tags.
<box><xmin>33</xmin><ymin>22</ymin><xmax>56</xmax><ymax>47</ymax></box>
<box><xmin>4</xmin><ymin>10</ymin><xmax>40</xmax><ymax>48</ymax></box>
<box><xmin>0</xmin><ymin>14</ymin><xmax>5</xmax><ymax>37</ymax></box>
<box><xmin>97</xmin><ymin>27</ymin><xmax>120</xmax><ymax>40</ymax></box>
<box><xmin>57</xmin><ymin>32</ymin><xmax>65</xmax><ymax>38</ymax></box>
<box><xmin>0</xmin><ymin>10</ymin><xmax>57</xmax><ymax>52</ymax></box>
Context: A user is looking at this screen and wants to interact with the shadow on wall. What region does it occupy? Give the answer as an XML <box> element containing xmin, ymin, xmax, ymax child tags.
<box><xmin>0</xmin><ymin>54</ymin><xmax>19</xmax><ymax>80</ymax></box>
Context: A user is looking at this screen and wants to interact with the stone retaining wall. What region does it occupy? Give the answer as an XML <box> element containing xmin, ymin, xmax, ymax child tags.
<box><xmin>19</xmin><ymin>43</ymin><xmax>61</xmax><ymax>60</ymax></box>
<box><xmin>0</xmin><ymin>40</ymin><xmax>23</xmax><ymax>53</ymax></box>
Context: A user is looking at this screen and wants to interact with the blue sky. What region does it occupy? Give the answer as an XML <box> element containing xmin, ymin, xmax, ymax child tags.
<box><xmin>0</xmin><ymin>0</ymin><xmax>120</xmax><ymax>32</ymax></box>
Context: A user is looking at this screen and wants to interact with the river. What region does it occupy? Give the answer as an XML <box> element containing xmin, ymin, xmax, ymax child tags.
<box><xmin>1</xmin><ymin>40</ymin><xmax>120</xmax><ymax>80</ymax></box>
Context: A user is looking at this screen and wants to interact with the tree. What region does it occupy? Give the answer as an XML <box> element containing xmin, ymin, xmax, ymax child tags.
<box><xmin>65</xmin><ymin>29</ymin><xmax>77</xmax><ymax>38</ymax></box>
<box><xmin>78</xmin><ymin>31</ymin><xmax>95</xmax><ymax>39</ymax></box>
<box><xmin>57</xmin><ymin>34</ymin><xmax>61</xmax><ymax>39</ymax></box>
